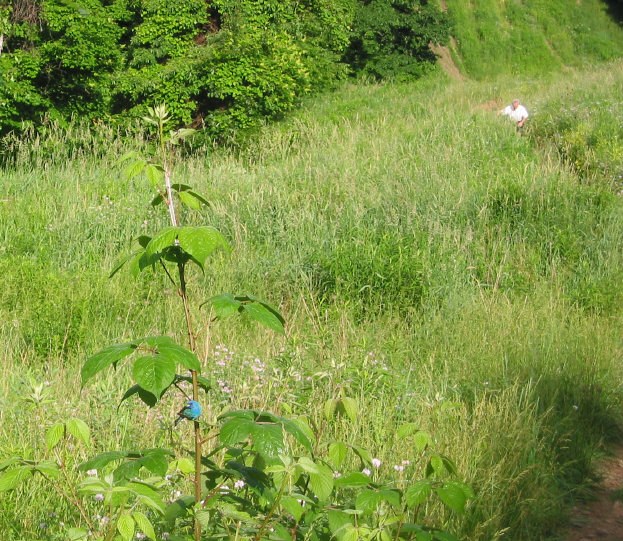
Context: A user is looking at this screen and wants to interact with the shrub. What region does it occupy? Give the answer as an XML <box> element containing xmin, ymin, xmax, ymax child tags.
<box><xmin>344</xmin><ymin>0</ymin><xmax>450</xmax><ymax>81</ymax></box>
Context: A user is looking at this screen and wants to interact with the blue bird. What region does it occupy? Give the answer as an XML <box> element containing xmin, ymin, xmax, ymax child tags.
<box><xmin>175</xmin><ymin>400</ymin><xmax>202</xmax><ymax>426</ymax></box>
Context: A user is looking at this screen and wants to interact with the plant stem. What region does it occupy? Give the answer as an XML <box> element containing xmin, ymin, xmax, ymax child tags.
<box><xmin>178</xmin><ymin>261</ymin><xmax>202</xmax><ymax>541</ymax></box>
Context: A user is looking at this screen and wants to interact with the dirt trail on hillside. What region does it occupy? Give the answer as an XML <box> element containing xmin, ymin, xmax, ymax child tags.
<box><xmin>565</xmin><ymin>445</ymin><xmax>623</xmax><ymax>541</ymax></box>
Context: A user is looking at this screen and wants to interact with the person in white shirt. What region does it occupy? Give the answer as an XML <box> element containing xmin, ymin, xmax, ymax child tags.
<box><xmin>500</xmin><ymin>99</ymin><xmax>528</xmax><ymax>128</ymax></box>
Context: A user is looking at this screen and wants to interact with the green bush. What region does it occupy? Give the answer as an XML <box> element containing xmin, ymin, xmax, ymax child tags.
<box><xmin>345</xmin><ymin>0</ymin><xmax>450</xmax><ymax>81</ymax></box>
<box><xmin>530</xmin><ymin>94</ymin><xmax>623</xmax><ymax>189</ymax></box>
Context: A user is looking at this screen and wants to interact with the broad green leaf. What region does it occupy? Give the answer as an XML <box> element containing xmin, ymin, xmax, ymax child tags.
<box><xmin>33</xmin><ymin>460</ymin><xmax>60</xmax><ymax>478</ymax></box>
<box><xmin>396</xmin><ymin>423</ymin><xmax>419</xmax><ymax>439</ymax></box>
<box><xmin>170</xmin><ymin>457</ymin><xmax>194</xmax><ymax>475</ymax></box>
<box><xmin>350</xmin><ymin>445</ymin><xmax>372</xmax><ymax>464</ymax></box>
<box><xmin>66</xmin><ymin>527</ymin><xmax>89</xmax><ymax>541</ymax></box>
<box><xmin>329</xmin><ymin>441</ymin><xmax>348</xmax><ymax>469</ymax></box>
<box><xmin>133</xmin><ymin>511</ymin><xmax>156</xmax><ymax>540</ymax></box>
<box><xmin>117</xmin><ymin>513</ymin><xmax>135</xmax><ymax>541</ymax></box>
<box><xmin>169</xmin><ymin>128</ymin><xmax>196</xmax><ymax>145</ymax></box>
<box><xmin>66</xmin><ymin>418</ymin><xmax>90</xmax><ymax>447</ymax></box>
<box><xmin>144</xmin><ymin>227</ymin><xmax>179</xmax><ymax>260</ymax></box>
<box><xmin>334</xmin><ymin>472</ymin><xmax>371</xmax><ymax>488</ymax></box>
<box><xmin>204</xmin><ymin>293</ymin><xmax>242</xmax><ymax>318</ymax></box>
<box><xmin>271</xmin><ymin>523</ymin><xmax>292</xmax><ymax>541</ymax></box>
<box><xmin>176</xmin><ymin>226</ymin><xmax>230</xmax><ymax>271</ymax></box>
<box><xmin>171</xmin><ymin>183</ymin><xmax>193</xmax><ymax>192</ymax></box>
<box><xmin>281</xmin><ymin>417</ymin><xmax>314</xmax><ymax>453</ymax></box>
<box><xmin>379</xmin><ymin>489</ymin><xmax>401</xmax><ymax>507</ymax></box>
<box><xmin>0</xmin><ymin>458</ymin><xmax>20</xmax><ymax>472</ymax></box>
<box><xmin>138</xmin><ymin>450</ymin><xmax>169</xmax><ymax>477</ymax></box>
<box><xmin>400</xmin><ymin>525</ymin><xmax>432</xmax><ymax>541</ymax></box>
<box><xmin>0</xmin><ymin>468</ymin><xmax>31</xmax><ymax>491</ymax></box>
<box><xmin>129</xmin><ymin>479</ymin><xmax>168</xmax><ymax>504</ymax></box>
<box><xmin>217</xmin><ymin>501</ymin><xmax>253</xmax><ymax>521</ymax></box>
<box><xmin>355</xmin><ymin>489</ymin><xmax>400</xmax><ymax>514</ymax></box>
<box><xmin>242</xmin><ymin>301</ymin><xmax>285</xmax><ymax>334</ymax></box>
<box><xmin>413</xmin><ymin>430</ymin><xmax>433</xmax><ymax>453</ymax></box>
<box><xmin>178</xmin><ymin>190</ymin><xmax>201</xmax><ymax>210</ymax></box>
<box><xmin>123</xmin><ymin>159</ymin><xmax>147</xmax><ymax>181</ymax></box>
<box><xmin>137</xmin><ymin>493</ymin><xmax>167</xmax><ymax>515</ymax></box>
<box><xmin>164</xmin><ymin>495</ymin><xmax>194</xmax><ymax>526</ymax></box>
<box><xmin>156</xmin><ymin>343</ymin><xmax>201</xmax><ymax>372</ymax></box>
<box><xmin>132</xmin><ymin>355</ymin><xmax>176</xmax><ymax>398</ymax></box>
<box><xmin>78</xmin><ymin>478</ymin><xmax>108</xmax><ymax>492</ymax></box>
<box><xmin>187</xmin><ymin>190</ymin><xmax>210</xmax><ymax>207</ymax></box>
<box><xmin>324</xmin><ymin>398</ymin><xmax>337</xmax><ymax>420</ymax></box>
<box><xmin>426</xmin><ymin>454</ymin><xmax>445</xmax><ymax>478</ymax></box>
<box><xmin>109</xmin><ymin>249</ymin><xmax>143</xmax><ymax>278</ymax></box>
<box><xmin>219</xmin><ymin>417</ymin><xmax>256</xmax><ymax>446</ymax></box>
<box><xmin>337</xmin><ymin>397</ymin><xmax>358</xmax><ymax>423</ymax></box>
<box><xmin>355</xmin><ymin>489</ymin><xmax>381</xmax><ymax>514</ymax></box>
<box><xmin>151</xmin><ymin>193</ymin><xmax>164</xmax><ymax>207</ymax></box>
<box><xmin>435</xmin><ymin>482</ymin><xmax>469</xmax><ymax>514</ymax></box>
<box><xmin>82</xmin><ymin>343</ymin><xmax>136</xmax><ymax>385</ymax></box>
<box><xmin>195</xmin><ymin>510</ymin><xmax>211</xmax><ymax>530</ymax></box>
<box><xmin>280</xmin><ymin>495</ymin><xmax>304</xmax><ymax>521</ymax></box>
<box><xmin>251</xmin><ymin>422</ymin><xmax>285</xmax><ymax>458</ymax></box>
<box><xmin>131</xmin><ymin>251</ymin><xmax>149</xmax><ymax>277</ymax></box>
<box><xmin>46</xmin><ymin>423</ymin><xmax>65</xmax><ymax>451</ymax></box>
<box><xmin>441</xmin><ymin>455</ymin><xmax>458</xmax><ymax>476</ymax></box>
<box><xmin>342</xmin><ymin>524</ymin><xmax>360</xmax><ymax>541</ymax></box>
<box><xmin>309</xmin><ymin>463</ymin><xmax>334</xmax><ymax>501</ymax></box>
<box><xmin>405</xmin><ymin>480</ymin><xmax>432</xmax><ymax>507</ymax></box>
<box><xmin>327</xmin><ymin>510</ymin><xmax>352</xmax><ymax>538</ymax></box>
<box><xmin>297</xmin><ymin>457</ymin><xmax>320</xmax><ymax>475</ymax></box>
<box><xmin>114</xmin><ymin>460</ymin><xmax>142</xmax><ymax>482</ymax></box>
<box><xmin>119</xmin><ymin>385</ymin><xmax>158</xmax><ymax>409</ymax></box>
<box><xmin>141</xmin><ymin>335</ymin><xmax>176</xmax><ymax>348</ymax></box>
<box><xmin>144</xmin><ymin>163</ymin><xmax>164</xmax><ymax>188</ymax></box>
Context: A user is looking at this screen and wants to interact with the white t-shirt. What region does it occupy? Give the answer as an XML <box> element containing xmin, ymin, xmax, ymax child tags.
<box><xmin>502</xmin><ymin>104</ymin><xmax>528</xmax><ymax>122</ymax></box>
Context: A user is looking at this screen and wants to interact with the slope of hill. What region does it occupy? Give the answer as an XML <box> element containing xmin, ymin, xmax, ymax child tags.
<box><xmin>443</xmin><ymin>0</ymin><xmax>623</xmax><ymax>79</ymax></box>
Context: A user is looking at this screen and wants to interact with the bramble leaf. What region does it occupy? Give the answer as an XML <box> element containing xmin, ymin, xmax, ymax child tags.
<box><xmin>132</xmin><ymin>355</ymin><xmax>176</xmax><ymax>398</ymax></box>
<box><xmin>66</xmin><ymin>418</ymin><xmax>90</xmax><ymax>447</ymax></box>
<box><xmin>405</xmin><ymin>480</ymin><xmax>432</xmax><ymax>507</ymax></box>
<box><xmin>133</xmin><ymin>511</ymin><xmax>156</xmax><ymax>540</ymax></box>
<box><xmin>0</xmin><ymin>467</ymin><xmax>32</xmax><ymax>491</ymax></box>
<box><xmin>117</xmin><ymin>513</ymin><xmax>135</xmax><ymax>541</ymax></box>
<box><xmin>329</xmin><ymin>441</ymin><xmax>348</xmax><ymax>468</ymax></box>
<box><xmin>79</xmin><ymin>451</ymin><xmax>129</xmax><ymax>471</ymax></box>
<box><xmin>81</xmin><ymin>343</ymin><xmax>136</xmax><ymax>385</ymax></box>
<box><xmin>46</xmin><ymin>423</ymin><xmax>65</xmax><ymax>451</ymax></box>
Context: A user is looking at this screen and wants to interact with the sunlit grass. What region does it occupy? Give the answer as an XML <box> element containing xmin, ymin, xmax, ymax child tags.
<box><xmin>1</xmin><ymin>60</ymin><xmax>623</xmax><ymax>539</ymax></box>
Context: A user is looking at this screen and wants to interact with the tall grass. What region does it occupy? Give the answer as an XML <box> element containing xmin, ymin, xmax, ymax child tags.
<box><xmin>1</xmin><ymin>60</ymin><xmax>623</xmax><ymax>539</ymax></box>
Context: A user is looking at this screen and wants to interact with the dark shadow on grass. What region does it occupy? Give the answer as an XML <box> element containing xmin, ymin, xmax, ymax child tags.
<box><xmin>603</xmin><ymin>0</ymin><xmax>623</xmax><ymax>26</ymax></box>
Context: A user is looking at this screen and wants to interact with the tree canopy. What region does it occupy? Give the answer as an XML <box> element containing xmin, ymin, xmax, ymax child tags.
<box><xmin>0</xmin><ymin>0</ymin><xmax>449</xmax><ymax>137</ymax></box>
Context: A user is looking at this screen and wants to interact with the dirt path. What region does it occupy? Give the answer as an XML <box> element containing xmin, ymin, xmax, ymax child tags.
<box><xmin>564</xmin><ymin>445</ymin><xmax>623</xmax><ymax>541</ymax></box>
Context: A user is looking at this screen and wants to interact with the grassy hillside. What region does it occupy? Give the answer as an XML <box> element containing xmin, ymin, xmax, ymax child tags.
<box><xmin>445</xmin><ymin>0</ymin><xmax>623</xmax><ymax>79</ymax></box>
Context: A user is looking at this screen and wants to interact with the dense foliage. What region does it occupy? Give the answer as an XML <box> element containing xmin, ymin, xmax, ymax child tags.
<box><xmin>0</xmin><ymin>0</ymin><xmax>449</xmax><ymax>136</ymax></box>
<box><xmin>345</xmin><ymin>0</ymin><xmax>450</xmax><ymax>81</ymax></box>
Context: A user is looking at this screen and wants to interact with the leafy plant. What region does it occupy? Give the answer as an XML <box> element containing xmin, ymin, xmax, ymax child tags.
<box><xmin>344</xmin><ymin>0</ymin><xmax>450</xmax><ymax>81</ymax></box>
<box><xmin>0</xmin><ymin>104</ymin><xmax>471</xmax><ymax>541</ymax></box>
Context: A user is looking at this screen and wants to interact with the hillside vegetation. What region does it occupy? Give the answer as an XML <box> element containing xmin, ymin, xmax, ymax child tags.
<box><xmin>1</xmin><ymin>1</ymin><xmax>623</xmax><ymax>541</ymax></box>
<box><xmin>445</xmin><ymin>0</ymin><xmax>623</xmax><ymax>79</ymax></box>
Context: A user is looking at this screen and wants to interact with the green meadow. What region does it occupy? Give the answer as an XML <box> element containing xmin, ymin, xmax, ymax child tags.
<box><xmin>2</xmin><ymin>2</ymin><xmax>623</xmax><ymax>540</ymax></box>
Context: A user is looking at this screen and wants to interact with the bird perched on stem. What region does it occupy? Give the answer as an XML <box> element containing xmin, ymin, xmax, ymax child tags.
<box><xmin>175</xmin><ymin>400</ymin><xmax>202</xmax><ymax>426</ymax></box>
